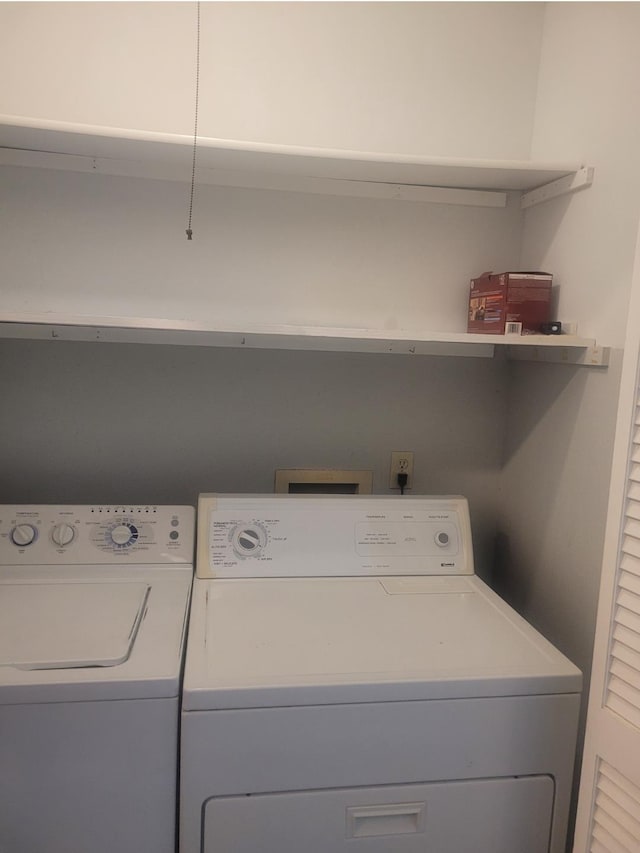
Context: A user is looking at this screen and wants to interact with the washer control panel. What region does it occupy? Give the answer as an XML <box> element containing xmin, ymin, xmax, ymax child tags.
<box><xmin>0</xmin><ymin>505</ymin><xmax>195</xmax><ymax>565</ymax></box>
<box><xmin>198</xmin><ymin>495</ymin><xmax>473</xmax><ymax>579</ymax></box>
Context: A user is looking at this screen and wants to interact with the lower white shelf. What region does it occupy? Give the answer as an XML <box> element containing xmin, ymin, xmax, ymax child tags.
<box><xmin>0</xmin><ymin>313</ymin><xmax>609</xmax><ymax>366</ymax></box>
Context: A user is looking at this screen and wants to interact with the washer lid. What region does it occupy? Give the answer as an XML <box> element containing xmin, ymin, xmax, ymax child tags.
<box><xmin>183</xmin><ymin>575</ymin><xmax>582</xmax><ymax>710</ymax></box>
<box><xmin>0</xmin><ymin>582</ymin><xmax>149</xmax><ymax>669</ymax></box>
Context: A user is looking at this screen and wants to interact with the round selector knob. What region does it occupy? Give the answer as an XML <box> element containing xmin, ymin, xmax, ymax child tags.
<box><xmin>109</xmin><ymin>523</ymin><xmax>139</xmax><ymax>548</ymax></box>
<box><xmin>11</xmin><ymin>523</ymin><xmax>37</xmax><ymax>547</ymax></box>
<box><xmin>232</xmin><ymin>524</ymin><xmax>267</xmax><ymax>557</ymax></box>
<box><xmin>51</xmin><ymin>523</ymin><xmax>75</xmax><ymax>547</ymax></box>
<box><xmin>434</xmin><ymin>530</ymin><xmax>450</xmax><ymax>548</ymax></box>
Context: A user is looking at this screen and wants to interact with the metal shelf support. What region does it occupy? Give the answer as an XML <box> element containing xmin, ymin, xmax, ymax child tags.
<box><xmin>521</xmin><ymin>167</ymin><xmax>595</xmax><ymax>210</ymax></box>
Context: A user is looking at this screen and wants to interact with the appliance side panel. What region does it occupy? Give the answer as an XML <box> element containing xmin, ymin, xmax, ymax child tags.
<box><xmin>0</xmin><ymin>697</ymin><xmax>179</xmax><ymax>853</ymax></box>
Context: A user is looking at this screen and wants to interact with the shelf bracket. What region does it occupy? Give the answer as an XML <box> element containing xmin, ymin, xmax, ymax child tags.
<box><xmin>520</xmin><ymin>166</ymin><xmax>594</xmax><ymax>209</ymax></box>
<box><xmin>0</xmin><ymin>146</ymin><xmax>507</xmax><ymax>208</ymax></box>
<box><xmin>507</xmin><ymin>341</ymin><xmax>609</xmax><ymax>367</ymax></box>
<box><xmin>0</xmin><ymin>315</ymin><xmax>607</xmax><ymax>367</ymax></box>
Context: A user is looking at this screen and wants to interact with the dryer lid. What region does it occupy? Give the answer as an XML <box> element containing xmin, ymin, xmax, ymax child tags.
<box><xmin>0</xmin><ymin>582</ymin><xmax>149</xmax><ymax>669</ymax></box>
<box><xmin>183</xmin><ymin>574</ymin><xmax>582</xmax><ymax>710</ymax></box>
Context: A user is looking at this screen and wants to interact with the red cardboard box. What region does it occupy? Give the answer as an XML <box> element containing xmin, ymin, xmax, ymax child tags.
<box><xmin>467</xmin><ymin>271</ymin><xmax>553</xmax><ymax>335</ymax></box>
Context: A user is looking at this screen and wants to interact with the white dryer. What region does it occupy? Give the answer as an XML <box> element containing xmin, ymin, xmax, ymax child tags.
<box><xmin>181</xmin><ymin>495</ymin><xmax>581</xmax><ymax>853</ymax></box>
<box><xmin>0</xmin><ymin>504</ymin><xmax>194</xmax><ymax>853</ymax></box>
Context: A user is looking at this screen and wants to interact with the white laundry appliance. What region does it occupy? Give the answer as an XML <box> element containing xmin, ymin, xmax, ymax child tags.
<box><xmin>180</xmin><ymin>494</ymin><xmax>582</xmax><ymax>853</ymax></box>
<box><xmin>0</xmin><ymin>504</ymin><xmax>194</xmax><ymax>853</ymax></box>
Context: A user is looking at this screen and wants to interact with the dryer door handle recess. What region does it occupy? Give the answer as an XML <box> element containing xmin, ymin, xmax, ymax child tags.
<box><xmin>346</xmin><ymin>802</ymin><xmax>426</xmax><ymax>838</ymax></box>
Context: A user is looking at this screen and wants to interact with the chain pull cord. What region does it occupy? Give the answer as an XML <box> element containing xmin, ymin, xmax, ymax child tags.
<box><xmin>186</xmin><ymin>1</ymin><xmax>201</xmax><ymax>241</ymax></box>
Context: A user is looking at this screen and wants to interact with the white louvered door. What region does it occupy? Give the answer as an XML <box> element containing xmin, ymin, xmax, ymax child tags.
<box><xmin>573</xmin><ymin>225</ymin><xmax>640</xmax><ymax>852</ymax></box>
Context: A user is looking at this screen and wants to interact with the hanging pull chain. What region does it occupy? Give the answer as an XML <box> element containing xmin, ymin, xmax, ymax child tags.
<box><xmin>186</xmin><ymin>0</ymin><xmax>201</xmax><ymax>240</ymax></box>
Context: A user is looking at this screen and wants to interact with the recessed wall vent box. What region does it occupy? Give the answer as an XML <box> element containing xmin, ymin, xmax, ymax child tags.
<box><xmin>274</xmin><ymin>470</ymin><xmax>373</xmax><ymax>494</ymax></box>
<box><xmin>467</xmin><ymin>271</ymin><xmax>553</xmax><ymax>335</ymax></box>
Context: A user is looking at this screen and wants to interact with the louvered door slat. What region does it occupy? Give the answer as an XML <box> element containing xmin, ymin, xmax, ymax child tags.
<box><xmin>595</xmin><ymin>791</ymin><xmax>640</xmax><ymax>841</ymax></box>
<box><xmin>592</xmin><ymin>813</ymin><xmax>636</xmax><ymax>853</ymax></box>
<box><xmin>629</xmin><ymin>463</ymin><xmax>640</xmax><ymax>484</ymax></box>
<box><xmin>612</xmin><ymin>622</ymin><xmax>640</xmax><ymax>654</ymax></box>
<box><xmin>590</xmin><ymin>762</ymin><xmax>640</xmax><ymax>851</ymax></box>
<box><xmin>621</xmin><ymin>553</ymin><xmax>640</xmax><ymax>579</ymax></box>
<box><xmin>626</xmin><ymin>498</ymin><xmax>640</xmax><ymax>521</ymax></box>
<box><xmin>607</xmin><ymin>692</ymin><xmax>640</xmax><ymax>729</ymax></box>
<box><xmin>615</xmin><ymin>604</ymin><xmax>640</xmax><ymax>636</ymax></box>
<box><xmin>622</xmin><ymin>535</ymin><xmax>640</xmax><ymax>560</ymax></box>
<box><xmin>598</xmin><ymin>778</ymin><xmax>640</xmax><ymax>827</ymax></box>
<box><xmin>624</xmin><ymin>516</ymin><xmax>640</xmax><ymax>539</ymax></box>
<box><xmin>609</xmin><ymin>661</ymin><xmax>640</xmax><ymax>697</ymax></box>
<box><xmin>617</xmin><ymin>588</ymin><xmax>640</xmax><ymax>616</ymax></box>
<box><xmin>619</xmin><ymin>570</ymin><xmax>640</xmax><ymax>596</ymax></box>
<box><xmin>611</xmin><ymin>639</ymin><xmax>640</xmax><ymax>674</ymax></box>
<box><xmin>601</xmin><ymin>761</ymin><xmax>640</xmax><ymax>793</ymax></box>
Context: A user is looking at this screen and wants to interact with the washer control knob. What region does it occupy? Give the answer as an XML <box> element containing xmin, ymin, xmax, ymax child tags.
<box><xmin>51</xmin><ymin>523</ymin><xmax>75</xmax><ymax>547</ymax></box>
<box><xmin>434</xmin><ymin>530</ymin><xmax>450</xmax><ymax>548</ymax></box>
<box><xmin>11</xmin><ymin>523</ymin><xmax>37</xmax><ymax>547</ymax></box>
<box><xmin>110</xmin><ymin>523</ymin><xmax>139</xmax><ymax>547</ymax></box>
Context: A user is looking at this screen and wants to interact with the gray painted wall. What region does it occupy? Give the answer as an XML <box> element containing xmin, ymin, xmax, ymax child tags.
<box><xmin>0</xmin><ymin>339</ymin><xmax>508</xmax><ymax>580</ymax></box>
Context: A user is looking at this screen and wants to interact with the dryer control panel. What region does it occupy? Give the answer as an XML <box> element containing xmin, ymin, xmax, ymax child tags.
<box><xmin>0</xmin><ymin>505</ymin><xmax>195</xmax><ymax>565</ymax></box>
<box><xmin>197</xmin><ymin>495</ymin><xmax>473</xmax><ymax>578</ymax></box>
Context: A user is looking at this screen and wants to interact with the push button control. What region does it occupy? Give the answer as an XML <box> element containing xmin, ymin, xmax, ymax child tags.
<box><xmin>434</xmin><ymin>531</ymin><xmax>450</xmax><ymax>547</ymax></box>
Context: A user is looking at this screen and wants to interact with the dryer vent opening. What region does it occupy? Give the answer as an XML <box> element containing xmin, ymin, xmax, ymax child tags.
<box><xmin>274</xmin><ymin>469</ymin><xmax>373</xmax><ymax>494</ymax></box>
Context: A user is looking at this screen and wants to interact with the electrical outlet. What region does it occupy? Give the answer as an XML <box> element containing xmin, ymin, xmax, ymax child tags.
<box><xmin>389</xmin><ymin>451</ymin><xmax>414</xmax><ymax>490</ymax></box>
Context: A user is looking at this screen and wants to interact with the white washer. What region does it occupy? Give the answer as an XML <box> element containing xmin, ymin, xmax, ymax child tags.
<box><xmin>181</xmin><ymin>495</ymin><xmax>582</xmax><ymax>853</ymax></box>
<box><xmin>0</xmin><ymin>504</ymin><xmax>194</xmax><ymax>853</ymax></box>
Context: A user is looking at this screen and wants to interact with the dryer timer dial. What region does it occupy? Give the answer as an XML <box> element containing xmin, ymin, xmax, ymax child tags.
<box><xmin>231</xmin><ymin>524</ymin><xmax>267</xmax><ymax>558</ymax></box>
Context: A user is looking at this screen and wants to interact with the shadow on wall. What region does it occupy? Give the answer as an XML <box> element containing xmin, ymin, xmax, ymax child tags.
<box><xmin>493</xmin><ymin>530</ymin><xmax>519</xmax><ymax>609</ymax></box>
<box><xmin>492</xmin><ymin>357</ymin><xmax>581</xmax><ymax>605</ymax></box>
<box><xmin>492</xmin><ymin>359</ymin><xmax>579</xmax><ymax>610</ymax></box>
<box><xmin>493</xmin><ymin>355</ymin><xmax>619</xmax><ymax>660</ymax></box>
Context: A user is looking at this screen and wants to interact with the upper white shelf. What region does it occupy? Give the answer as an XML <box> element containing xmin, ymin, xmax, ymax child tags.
<box><xmin>0</xmin><ymin>312</ymin><xmax>609</xmax><ymax>367</ymax></box>
<box><xmin>0</xmin><ymin>115</ymin><xmax>592</xmax><ymax>207</ymax></box>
